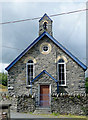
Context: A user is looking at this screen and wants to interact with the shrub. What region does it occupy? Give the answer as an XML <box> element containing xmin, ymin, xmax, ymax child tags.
<box><xmin>0</xmin><ymin>72</ymin><xmax>7</xmax><ymax>86</ymax></box>
<box><xmin>85</xmin><ymin>77</ymin><xmax>88</xmax><ymax>94</ymax></box>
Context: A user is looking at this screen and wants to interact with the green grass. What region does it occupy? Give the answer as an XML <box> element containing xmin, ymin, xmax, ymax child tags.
<box><xmin>58</xmin><ymin>114</ymin><xmax>87</xmax><ymax>118</ymax></box>
<box><xmin>32</xmin><ymin>112</ymin><xmax>87</xmax><ymax>119</ymax></box>
<box><xmin>0</xmin><ymin>84</ymin><xmax>8</xmax><ymax>92</ymax></box>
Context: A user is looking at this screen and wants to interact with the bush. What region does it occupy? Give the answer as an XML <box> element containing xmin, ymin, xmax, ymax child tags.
<box><xmin>85</xmin><ymin>77</ymin><xmax>88</xmax><ymax>94</ymax></box>
<box><xmin>0</xmin><ymin>72</ymin><xmax>7</xmax><ymax>86</ymax></box>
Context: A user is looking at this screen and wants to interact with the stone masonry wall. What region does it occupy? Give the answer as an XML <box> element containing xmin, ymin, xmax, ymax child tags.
<box><xmin>56</xmin><ymin>46</ymin><xmax>85</xmax><ymax>94</ymax></box>
<box><xmin>32</xmin><ymin>72</ymin><xmax>57</xmax><ymax>107</ymax></box>
<box><xmin>51</xmin><ymin>94</ymin><xmax>88</xmax><ymax>116</ymax></box>
<box><xmin>15</xmin><ymin>94</ymin><xmax>88</xmax><ymax>115</ymax></box>
<box><xmin>7</xmin><ymin>35</ymin><xmax>85</xmax><ymax>97</ymax></box>
<box><xmin>17</xmin><ymin>95</ymin><xmax>35</xmax><ymax>113</ymax></box>
<box><xmin>39</xmin><ymin>15</ymin><xmax>52</xmax><ymax>36</ymax></box>
<box><xmin>0</xmin><ymin>92</ymin><xmax>17</xmax><ymax>112</ymax></box>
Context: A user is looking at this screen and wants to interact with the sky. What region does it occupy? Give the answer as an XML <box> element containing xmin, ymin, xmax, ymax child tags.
<box><xmin>0</xmin><ymin>0</ymin><xmax>88</xmax><ymax>76</ymax></box>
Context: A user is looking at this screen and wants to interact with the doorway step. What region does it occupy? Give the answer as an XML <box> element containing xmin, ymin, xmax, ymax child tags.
<box><xmin>33</xmin><ymin>107</ymin><xmax>51</xmax><ymax>114</ymax></box>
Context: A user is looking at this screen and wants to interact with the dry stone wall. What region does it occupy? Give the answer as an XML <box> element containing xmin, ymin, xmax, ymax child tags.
<box><xmin>16</xmin><ymin>94</ymin><xmax>88</xmax><ymax>115</ymax></box>
<box><xmin>17</xmin><ymin>95</ymin><xmax>35</xmax><ymax>113</ymax></box>
<box><xmin>51</xmin><ymin>94</ymin><xmax>88</xmax><ymax>116</ymax></box>
<box><xmin>1</xmin><ymin>93</ymin><xmax>87</xmax><ymax>115</ymax></box>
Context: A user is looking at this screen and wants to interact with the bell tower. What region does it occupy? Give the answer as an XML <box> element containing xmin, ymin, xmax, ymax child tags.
<box><xmin>39</xmin><ymin>13</ymin><xmax>53</xmax><ymax>36</ymax></box>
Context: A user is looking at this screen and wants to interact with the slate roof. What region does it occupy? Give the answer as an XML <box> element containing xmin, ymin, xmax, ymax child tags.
<box><xmin>31</xmin><ymin>70</ymin><xmax>58</xmax><ymax>83</ymax></box>
<box><xmin>39</xmin><ymin>13</ymin><xmax>53</xmax><ymax>22</ymax></box>
<box><xmin>5</xmin><ymin>31</ymin><xmax>87</xmax><ymax>71</ymax></box>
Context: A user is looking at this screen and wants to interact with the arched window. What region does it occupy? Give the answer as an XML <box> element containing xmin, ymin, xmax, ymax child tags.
<box><xmin>58</xmin><ymin>59</ymin><xmax>66</xmax><ymax>86</ymax></box>
<box><xmin>43</xmin><ymin>22</ymin><xmax>48</xmax><ymax>30</ymax></box>
<box><xmin>27</xmin><ymin>60</ymin><xmax>34</xmax><ymax>85</ymax></box>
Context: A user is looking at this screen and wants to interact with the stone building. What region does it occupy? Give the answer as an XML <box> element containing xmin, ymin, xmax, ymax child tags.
<box><xmin>5</xmin><ymin>13</ymin><xmax>87</xmax><ymax>110</ymax></box>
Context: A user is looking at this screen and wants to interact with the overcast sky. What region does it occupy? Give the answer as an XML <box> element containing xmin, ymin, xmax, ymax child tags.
<box><xmin>0</xmin><ymin>1</ymin><xmax>88</xmax><ymax>76</ymax></box>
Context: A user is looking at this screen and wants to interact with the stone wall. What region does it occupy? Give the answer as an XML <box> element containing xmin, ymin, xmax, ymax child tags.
<box><xmin>17</xmin><ymin>95</ymin><xmax>35</xmax><ymax>113</ymax></box>
<box><xmin>1</xmin><ymin>93</ymin><xmax>87</xmax><ymax>115</ymax></box>
<box><xmin>7</xmin><ymin>35</ymin><xmax>86</xmax><ymax>97</ymax></box>
<box><xmin>0</xmin><ymin>92</ymin><xmax>17</xmax><ymax>112</ymax></box>
<box><xmin>51</xmin><ymin>94</ymin><xmax>88</xmax><ymax>116</ymax></box>
<box><xmin>10</xmin><ymin>94</ymin><xmax>88</xmax><ymax>115</ymax></box>
<box><xmin>39</xmin><ymin>15</ymin><xmax>53</xmax><ymax>36</ymax></box>
<box><xmin>32</xmin><ymin>72</ymin><xmax>57</xmax><ymax>107</ymax></box>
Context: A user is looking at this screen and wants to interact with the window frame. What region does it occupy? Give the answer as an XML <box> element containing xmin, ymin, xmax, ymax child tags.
<box><xmin>57</xmin><ymin>60</ymin><xmax>66</xmax><ymax>86</ymax></box>
<box><xmin>42</xmin><ymin>45</ymin><xmax>49</xmax><ymax>52</ymax></box>
<box><xmin>26</xmin><ymin>60</ymin><xmax>35</xmax><ymax>85</ymax></box>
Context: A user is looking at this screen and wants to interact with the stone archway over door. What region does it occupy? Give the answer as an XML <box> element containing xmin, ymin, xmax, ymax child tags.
<box><xmin>40</xmin><ymin>85</ymin><xmax>50</xmax><ymax>107</ymax></box>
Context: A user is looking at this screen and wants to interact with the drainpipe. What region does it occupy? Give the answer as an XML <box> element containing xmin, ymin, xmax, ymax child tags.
<box><xmin>57</xmin><ymin>82</ymin><xmax>59</xmax><ymax>94</ymax></box>
<box><xmin>30</xmin><ymin>81</ymin><xmax>32</xmax><ymax>95</ymax></box>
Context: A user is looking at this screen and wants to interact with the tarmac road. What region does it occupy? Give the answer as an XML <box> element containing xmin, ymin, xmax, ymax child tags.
<box><xmin>11</xmin><ymin>112</ymin><xmax>53</xmax><ymax>118</ymax></box>
<box><xmin>10</xmin><ymin>112</ymin><xmax>87</xmax><ymax>120</ymax></box>
<box><xmin>11</xmin><ymin>118</ymin><xmax>87</xmax><ymax>120</ymax></box>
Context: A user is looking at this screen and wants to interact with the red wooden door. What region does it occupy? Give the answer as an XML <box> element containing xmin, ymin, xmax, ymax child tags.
<box><xmin>40</xmin><ymin>85</ymin><xmax>50</xmax><ymax>107</ymax></box>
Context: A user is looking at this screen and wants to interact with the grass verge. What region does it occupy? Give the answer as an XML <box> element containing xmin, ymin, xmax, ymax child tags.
<box><xmin>0</xmin><ymin>84</ymin><xmax>8</xmax><ymax>92</ymax></box>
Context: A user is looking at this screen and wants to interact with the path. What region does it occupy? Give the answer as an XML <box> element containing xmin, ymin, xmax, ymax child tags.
<box><xmin>10</xmin><ymin>112</ymin><xmax>87</xmax><ymax>120</ymax></box>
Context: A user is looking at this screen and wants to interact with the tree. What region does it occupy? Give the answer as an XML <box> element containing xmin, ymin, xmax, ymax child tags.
<box><xmin>85</xmin><ymin>77</ymin><xmax>88</xmax><ymax>94</ymax></box>
<box><xmin>0</xmin><ymin>73</ymin><xmax>7</xmax><ymax>86</ymax></box>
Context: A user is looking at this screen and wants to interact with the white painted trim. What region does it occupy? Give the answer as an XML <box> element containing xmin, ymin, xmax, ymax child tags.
<box><xmin>57</xmin><ymin>62</ymin><xmax>66</xmax><ymax>86</ymax></box>
<box><xmin>8</xmin><ymin>86</ymin><xmax>13</xmax><ymax>90</ymax></box>
<box><xmin>38</xmin><ymin>84</ymin><xmax>51</xmax><ymax>107</ymax></box>
<box><xmin>38</xmin><ymin>84</ymin><xmax>40</xmax><ymax>106</ymax></box>
<box><xmin>40</xmin><ymin>42</ymin><xmax>52</xmax><ymax>55</ymax></box>
<box><xmin>64</xmin><ymin>63</ymin><xmax>66</xmax><ymax>86</ymax></box>
<box><xmin>26</xmin><ymin>61</ymin><xmax>35</xmax><ymax>85</ymax></box>
<box><xmin>26</xmin><ymin>63</ymin><xmax>28</xmax><ymax>85</ymax></box>
<box><xmin>42</xmin><ymin>45</ymin><xmax>49</xmax><ymax>52</ymax></box>
<box><xmin>49</xmin><ymin>84</ymin><xmax>51</xmax><ymax>106</ymax></box>
<box><xmin>26</xmin><ymin>85</ymin><xmax>32</xmax><ymax>88</ymax></box>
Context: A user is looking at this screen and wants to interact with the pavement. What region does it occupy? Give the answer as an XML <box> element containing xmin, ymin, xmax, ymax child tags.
<box><xmin>10</xmin><ymin>111</ymin><xmax>54</xmax><ymax>118</ymax></box>
<box><xmin>10</xmin><ymin>112</ymin><xmax>87</xmax><ymax>120</ymax></box>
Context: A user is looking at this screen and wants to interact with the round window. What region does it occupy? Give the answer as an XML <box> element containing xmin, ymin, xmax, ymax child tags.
<box><xmin>40</xmin><ymin>42</ymin><xmax>52</xmax><ymax>54</ymax></box>
<box><xmin>43</xmin><ymin>46</ymin><xmax>48</xmax><ymax>52</ymax></box>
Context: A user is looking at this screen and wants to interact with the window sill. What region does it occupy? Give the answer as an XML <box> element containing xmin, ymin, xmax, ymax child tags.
<box><xmin>8</xmin><ymin>86</ymin><xmax>14</xmax><ymax>90</ymax></box>
<box><xmin>59</xmin><ymin>85</ymin><xmax>66</xmax><ymax>87</ymax></box>
<box><xmin>26</xmin><ymin>85</ymin><xmax>32</xmax><ymax>89</ymax></box>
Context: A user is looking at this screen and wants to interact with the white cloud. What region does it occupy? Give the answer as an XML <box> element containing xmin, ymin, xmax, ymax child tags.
<box><xmin>0</xmin><ymin>63</ymin><xmax>8</xmax><ymax>73</ymax></box>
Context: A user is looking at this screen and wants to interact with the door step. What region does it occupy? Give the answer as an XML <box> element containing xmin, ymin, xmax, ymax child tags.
<box><xmin>33</xmin><ymin>108</ymin><xmax>51</xmax><ymax>114</ymax></box>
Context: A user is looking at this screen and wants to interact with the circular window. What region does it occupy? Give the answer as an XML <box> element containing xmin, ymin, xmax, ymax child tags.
<box><xmin>43</xmin><ymin>46</ymin><xmax>48</xmax><ymax>52</ymax></box>
<box><xmin>40</xmin><ymin>42</ymin><xmax>52</xmax><ymax>55</ymax></box>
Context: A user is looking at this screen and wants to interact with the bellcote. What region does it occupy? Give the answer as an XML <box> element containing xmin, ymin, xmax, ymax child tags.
<box><xmin>39</xmin><ymin>13</ymin><xmax>53</xmax><ymax>36</ymax></box>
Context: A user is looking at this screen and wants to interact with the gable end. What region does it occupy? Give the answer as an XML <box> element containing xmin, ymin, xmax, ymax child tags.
<box><xmin>5</xmin><ymin>31</ymin><xmax>87</xmax><ymax>71</ymax></box>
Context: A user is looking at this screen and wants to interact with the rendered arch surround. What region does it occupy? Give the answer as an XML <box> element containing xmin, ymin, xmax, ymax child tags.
<box><xmin>40</xmin><ymin>42</ymin><xmax>52</xmax><ymax>54</ymax></box>
<box><xmin>55</xmin><ymin>56</ymin><xmax>68</xmax><ymax>63</ymax></box>
<box><xmin>24</xmin><ymin>56</ymin><xmax>37</xmax><ymax>64</ymax></box>
<box><xmin>43</xmin><ymin>20</ymin><xmax>48</xmax><ymax>24</ymax></box>
<box><xmin>43</xmin><ymin>21</ymin><xmax>48</xmax><ymax>30</ymax></box>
